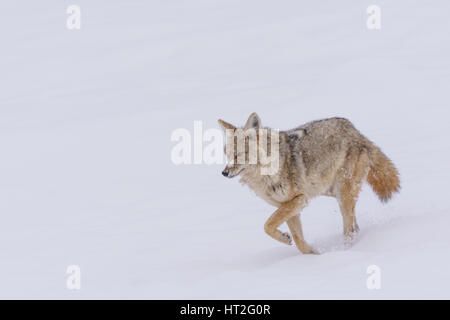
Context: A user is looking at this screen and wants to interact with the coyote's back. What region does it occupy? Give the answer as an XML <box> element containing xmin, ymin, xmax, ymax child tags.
<box><xmin>286</xmin><ymin>117</ymin><xmax>400</xmax><ymax>202</ymax></box>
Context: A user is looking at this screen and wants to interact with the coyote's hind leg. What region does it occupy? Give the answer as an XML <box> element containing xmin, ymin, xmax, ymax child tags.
<box><xmin>337</xmin><ymin>150</ymin><xmax>370</xmax><ymax>239</ymax></box>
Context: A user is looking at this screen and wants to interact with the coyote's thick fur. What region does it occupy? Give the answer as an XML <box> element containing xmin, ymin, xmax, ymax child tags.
<box><xmin>218</xmin><ymin>113</ymin><xmax>400</xmax><ymax>254</ymax></box>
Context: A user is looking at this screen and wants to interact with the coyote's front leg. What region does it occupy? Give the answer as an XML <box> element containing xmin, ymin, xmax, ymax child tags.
<box><xmin>264</xmin><ymin>195</ymin><xmax>313</xmax><ymax>254</ymax></box>
<box><xmin>286</xmin><ymin>215</ymin><xmax>315</xmax><ymax>254</ymax></box>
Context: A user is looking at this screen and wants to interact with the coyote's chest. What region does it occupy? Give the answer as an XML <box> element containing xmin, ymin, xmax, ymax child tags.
<box><xmin>240</xmin><ymin>170</ymin><xmax>291</xmax><ymax>207</ymax></box>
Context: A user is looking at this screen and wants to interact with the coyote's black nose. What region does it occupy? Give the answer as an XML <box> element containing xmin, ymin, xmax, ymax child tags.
<box><xmin>222</xmin><ymin>170</ymin><xmax>229</xmax><ymax>177</ymax></box>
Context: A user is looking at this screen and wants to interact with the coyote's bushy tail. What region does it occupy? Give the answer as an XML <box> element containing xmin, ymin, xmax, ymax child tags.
<box><xmin>367</xmin><ymin>146</ymin><xmax>400</xmax><ymax>203</ymax></box>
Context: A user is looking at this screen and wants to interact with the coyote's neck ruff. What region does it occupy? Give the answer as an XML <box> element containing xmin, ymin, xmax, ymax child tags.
<box><xmin>219</xmin><ymin>113</ymin><xmax>400</xmax><ymax>254</ymax></box>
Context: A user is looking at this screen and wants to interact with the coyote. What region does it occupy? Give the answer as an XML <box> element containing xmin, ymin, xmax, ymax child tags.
<box><xmin>218</xmin><ymin>113</ymin><xmax>400</xmax><ymax>254</ymax></box>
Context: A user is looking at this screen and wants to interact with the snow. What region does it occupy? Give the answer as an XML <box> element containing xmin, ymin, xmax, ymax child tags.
<box><xmin>1</xmin><ymin>0</ymin><xmax>450</xmax><ymax>299</ymax></box>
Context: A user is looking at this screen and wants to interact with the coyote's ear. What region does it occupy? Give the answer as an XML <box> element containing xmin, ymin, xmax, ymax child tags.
<box><xmin>244</xmin><ymin>112</ymin><xmax>261</xmax><ymax>129</ymax></box>
<box><xmin>218</xmin><ymin>119</ymin><xmax>236</xmax><ymax>131</ymax></box>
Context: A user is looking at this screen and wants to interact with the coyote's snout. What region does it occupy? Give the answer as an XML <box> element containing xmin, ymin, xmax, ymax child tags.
<box><xmin>218</xmin><ymin>113</ymin><xmax>400</xmax><ymax>254</ymax></box>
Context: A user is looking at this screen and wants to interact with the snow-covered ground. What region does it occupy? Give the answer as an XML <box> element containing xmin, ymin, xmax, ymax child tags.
<box><xmin>1</xmin><ymin>1</ymin><xmax>450</xmax><ymax>299</ymax></box>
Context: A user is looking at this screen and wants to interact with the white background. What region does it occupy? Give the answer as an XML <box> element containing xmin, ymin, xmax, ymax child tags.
<box><xmin>1</xmin><ymin>1</ymin><xmax>449</xmax><ymax>298</ymax></box>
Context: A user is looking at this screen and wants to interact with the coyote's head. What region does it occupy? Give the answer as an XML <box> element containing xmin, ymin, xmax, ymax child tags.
<box><xmin>218</xmin><ymin>113</ymin><xmax>279</xmax><ymax>178</ymax></box>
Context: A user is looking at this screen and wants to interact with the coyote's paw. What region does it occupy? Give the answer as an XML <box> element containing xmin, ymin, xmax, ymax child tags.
<box><xmin>344</xmin><ymin>223</ymin><xmax>359</xmax><ymax>240</ymax></box>
<box><xmin>344</xmin><ymin>234</ymin><xmax>357</xmax><ymax>247</ymax></box>
<box><xmin>281</xmin><ymin>232</ymin><xmax>292</xmax><ymax>245</ymax></box>
<box><xmin>297</xmin><ymin>242</ymin><xmax>317</xmax><ymax>255</ymax></box>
